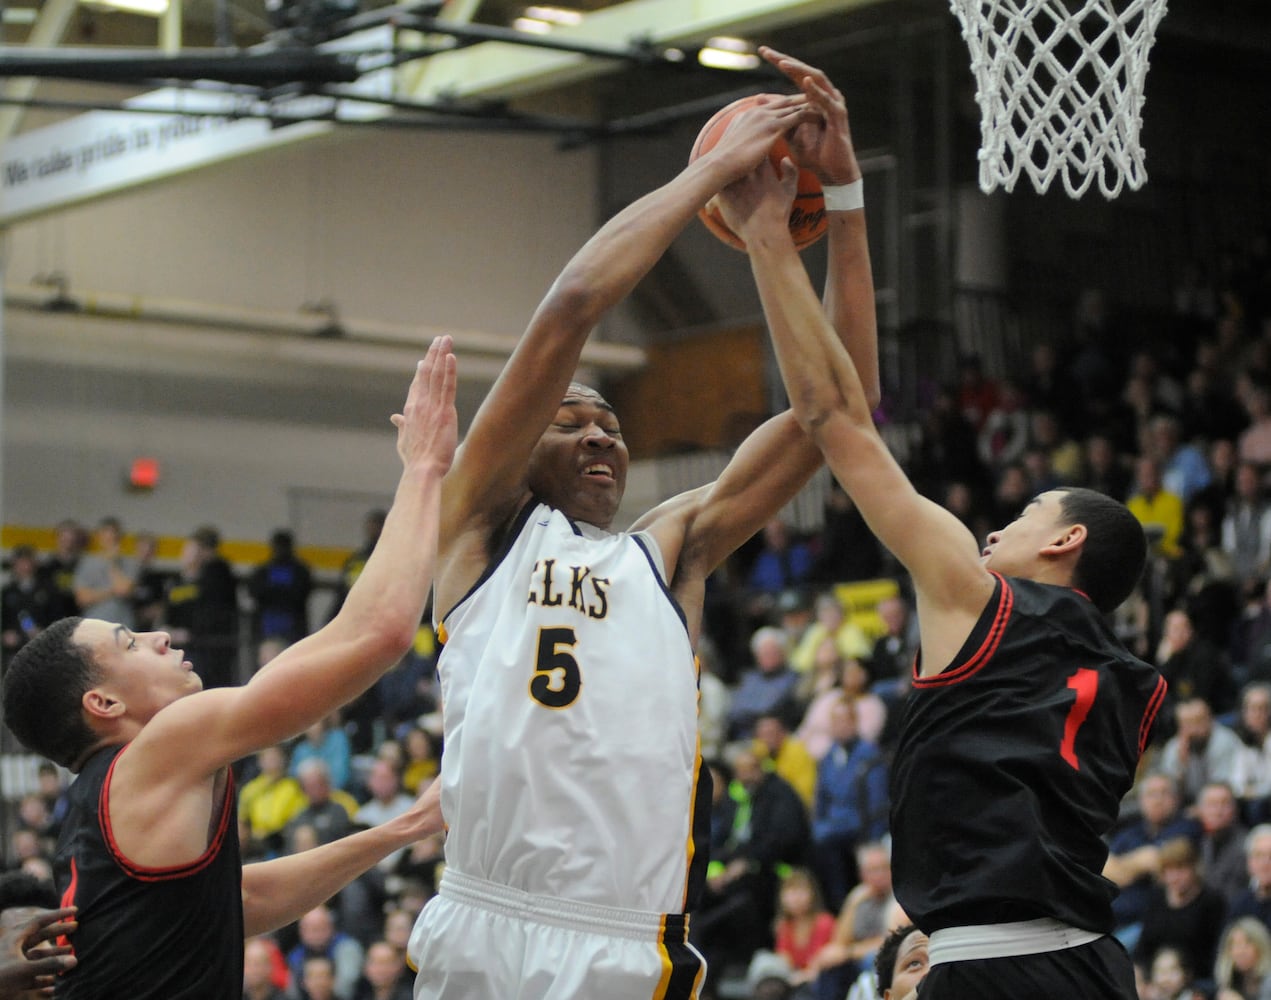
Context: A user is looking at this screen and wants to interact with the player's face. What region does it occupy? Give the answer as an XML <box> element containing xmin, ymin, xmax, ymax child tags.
<box><xmin>886</xmin><ymin>929</ymin><xmax>930</xmax><ymax>1000</ymax></box>
<box><xmin>980</xmin><ymin>491</ymin><xmax>1071</xmax><ymax>577</ymax></box>
<box><xmin>527</xmin><ymin>390</ymin><xmax>629</xmax><ymax>529</ymax></box>
<box><xmin>75</xmin><ymin>619</ymin><xmax>201</xmax><ymax>722</ymax></box>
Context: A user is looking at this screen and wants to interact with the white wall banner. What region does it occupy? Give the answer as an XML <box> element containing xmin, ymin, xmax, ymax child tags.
<box><xmin>0</xmin><ymin>30</ymin><xmax>391</xmax><ymax>225</ymax></box>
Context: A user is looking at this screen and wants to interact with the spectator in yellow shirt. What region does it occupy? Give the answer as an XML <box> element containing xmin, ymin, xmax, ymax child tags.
<box><xmin>238</xmin><ymin>744</ymin><xmax>308</xmax><ymax>857</ymax></box>
<box><xmin>790</xmin><ymin>592</ymin><xmax>872</xmax><ymax>674</ymax></box>
<box><xmin>754</xmin><ymin>711</ymin><xmax>818</xmax><ymax>810</ymax></box>
<box><xmin>1127</xmin><ymin>455</ymin><xmax>1185</xmax><ymax>558</ymax></box>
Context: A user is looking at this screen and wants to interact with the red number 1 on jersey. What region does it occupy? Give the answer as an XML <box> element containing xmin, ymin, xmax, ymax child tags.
<box><xmin>1060</xmin><ymin>668</ymin><xmax>1099</xmax><ymax>771</ymax></box>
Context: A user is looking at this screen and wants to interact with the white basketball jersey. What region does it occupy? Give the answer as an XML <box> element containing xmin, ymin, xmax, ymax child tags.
<box><xmin>435</xmin><ymin>501</ymin><xmax>708</xmax><ymax>913</ymax></box>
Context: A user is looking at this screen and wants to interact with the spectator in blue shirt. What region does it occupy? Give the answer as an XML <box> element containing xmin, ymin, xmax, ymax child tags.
<box><xmin>728</xmin><ymin>627</ymin><xmax>800</xmax><ymax>741</ymax></box>
<box><xmin>811</xmin><ymin>695</ymin><xmax>888</xmax><ymax>911</ymax></box>
<box><xmin>1106</xmin><ymin>773</ymin><xmax>1203</xmax><ymax>950</ymax></box>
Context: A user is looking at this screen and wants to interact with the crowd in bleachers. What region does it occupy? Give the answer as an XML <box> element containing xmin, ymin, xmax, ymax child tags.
<box><xmin>2</xmin><ymin>231</ymin><xmax>1271</xmax><ymax>1000</ymax></box>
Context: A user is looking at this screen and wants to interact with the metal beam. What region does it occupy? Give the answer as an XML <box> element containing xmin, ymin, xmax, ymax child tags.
<box><xmin>0</xmin><ymin>0</ymin><xmax>78</xmax><ymax>142</ymax></box>
<box><xmin>402</xmin><ymin>0</ymin><xmax>880</xmax><ymax>102</ymax></box>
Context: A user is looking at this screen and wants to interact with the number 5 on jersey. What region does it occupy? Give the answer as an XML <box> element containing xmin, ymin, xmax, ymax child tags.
<box><xmin>532</xmin><ymin>626</ymin><xmax>582</xmax><ymax>708</ymax></box>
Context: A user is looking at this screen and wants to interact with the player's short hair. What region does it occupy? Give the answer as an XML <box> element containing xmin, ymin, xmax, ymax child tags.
<box><xmin>0</xmin><ymin>871</ymin><xmax>60</xmax><ymax>911</ymax></box>
<box><xmin>875</xmin><ymin>924</ymin><xmax>917</xmax><ymax>996</ymax></box>
<box><xmin>1054</xmin><ymin>487</ymin><xmax>1147</xmax><ymax>613</ymax></box>
<box><xmin>2</xmin><ymin>617</ymin><xmax>100</xmax><ymax>768</ymax></box>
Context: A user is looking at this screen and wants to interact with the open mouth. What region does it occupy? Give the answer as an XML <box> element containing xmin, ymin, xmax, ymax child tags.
<box><xmin>582</xmin><ymin>463</ymin><xmax>615</xmax><ymax>480</ymax></box>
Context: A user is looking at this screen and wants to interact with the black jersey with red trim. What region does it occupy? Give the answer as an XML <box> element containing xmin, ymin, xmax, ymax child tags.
<box><xmin>890</xmin><ymin>573</ymin><xmax>1167</xmax><ymax>934</ymax></box>
<box><xmin>53</xmin><ymin>744</ymin><xmax>243</xmax><ymax>999</ymax></box>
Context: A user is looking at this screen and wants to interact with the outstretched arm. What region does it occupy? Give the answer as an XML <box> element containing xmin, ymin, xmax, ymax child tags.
<box><xmin>715</xmin><ymin>160</ymin><xmax>993</xmax><ymax>650</ymax></box>
<box><xmin>763</xmin><ymin>46</ymin><xmax>880</xmax><ymax>406</ymax></box>
<box><xmin>440</xmin><ymin>96</ymin><xmax>816</xmax><ymax>556</ymax></box>
<box><xmin>645</xmin><ymin>61</ymin><xmax>879</xmax><ymax>594</ymax></box>
<box><xmin>135</xmin><ymin>337</ymin><xmax>458</xmax><ymax>782</ymax></box>
<box><xmin>240</xmin><ymin>781</ymin><xmax>442</xmax><ymax>936</ymax></box>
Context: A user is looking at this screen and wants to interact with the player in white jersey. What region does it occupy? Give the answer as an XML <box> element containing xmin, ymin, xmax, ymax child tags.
<box><xmin>409</xmin><ymin>49</ymin><xmax>879</xmax><ymax>1000</ymax></box>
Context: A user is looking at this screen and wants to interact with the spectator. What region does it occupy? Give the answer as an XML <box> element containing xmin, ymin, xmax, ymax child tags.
<box><xmin>746</xmin><ymin>520</ymin><xmax>815</xmax><ymax>624</ymax></box>
<box><xmin>1028</xmin><ymin>408</ymin><xmax>1084</xmax><ymax>485</ymax></box>
<box><xmin>299</xmin><ymin>954</ymin><xmax>338</xmax><ymax>1000</ymax></box>
<box><xmin>989</xmin><ymin>462</ymin><xmax>1033</xmax><ymax>528</ymax></box>
<box><xmin>1130</xmin><ymin>350</ymin><xmax>1185</xmax><ymax>418</ymax></box>
<box><xmin>729</xmin><ymin>627</ymin><xmax>801</xmax><ymax>740</ymax></box>
<box><xmin>838</xmin><ymin>656</ymin><xmax>886</xmax><ymax>748</ymax></box>
<box><xmin>36</xmin><ymin>518</ymin><xmax>85</xmax><ymax>619</ymax></box>
<box><xmin>754</xmin><ymin>712</ymin><xmax>818</xmax><ymax>810</ymax></box>
<box><xmin>291</xmin><ymin>714</ymin><xmax>353</xmax><ymax>793</ymax></box>
<box><xmin>1198</xmin><ymin>781</ymin><xmax>1254</xmax><ymax>904</ymax></box>
<box><xmin>399</xmin><ymin>727</ymin><xmax>439</xmax><ymax>796</ymax></box>
<box><xmin>1193</xmin><ymin>438</ymin><xmax>1240</xmax><ymax>530</ymax></box>
<box><xmin>248</xmin><ymin>529</ymin><xmax>313</xmax><ymax>648</ymax></box>
<box><xmin>1</xmin><ymin>545</ymin><xmax>55</xmax><ymax>663</ymax></box>
<box><xmin>238</xmin><ymin>744</ymin><xmax>308</xmax><ymax>858</ymax></box>
<box><xmin>1132</xmin><ymin>838</ymin><xmax>1226</xmax><ymax>985</ymax></box>
<box><xmin>163</xmin><ymin>524</ymin><xmax>242</xmax><ymax>689</ymax></box>
<box><xmin>130</xmin><ymin>531</ymin><xmax>175</xmax><ymax>631</ymax></box>
<box><xmin>977</xmin><ymin>378</ymin><xmax>1030</xmax><ymax>469</ymax></box>
<box><xmin>287</xmin><ymin>905</ymin><xmax>363</xmax><ymax>1000</ymax></box>
<box><xmin>1106</xmin><ymin>774</ymin><xmax>1202</xmax><ymax>947</ymax></box>
<box><xmin>287</xmin><ymin>759</ymin><xmax>358</xmax><ymax>848</ymax></box>
<box><xmin>1224</xmin><ymin>463</ymin><xmax>1271</xmax><ymax>588</ymax></box>
<box><xmin>1148</xmin><ymin>945</ymin><xmax>1207</xmax><ymax>1000</ymax></box>
<box><xmin>354</xmin><ymin>761</ymin><xmax>415</xmax><ymax>875</ymax></box>
<box><xmin>351</xmin><ymin>941</ymin><xmax>411</xmax><ymax>1000</ymax></box>
<box><xmin>1214</xmin><ymin>916</ymin><xmax>1271</xmax><ymax>1000</ymax></box>
<box><xmin>1234</xmin><ymin>581</ymin><xmax>1271</xmax><ymax>688</ymax></box>
<box><xmin>72</xmin><ymin>517</ymin><xmax>137</xmax><ymax>628</ymax></box>
<box><xmin>1238</xmin><ymin>385</ymin><xmax>1271</xmax><ymax>469</ymax></box>
<box><xmin>790</xmin><ymin>593</ymin><xmax>872</xmax><ymax>675</ymax></box>
<box><xmin>1148</xmin><ymin>413</ymin><xmax>1213</xmax><ymax>505</ymax></box>
<box><xmin>799</xmin><ymin>841</ymin><xmax>894</xmax><ymax>999</ymax></box>
<box><xmin>865</xmin><ymin>594</ymin><xmax>918</xmax><ymax>692</ymax></box>
<box><xmin>1129</xmin><ymin>456</ymin><xmax>1186</xmax><ymax>559</ymax></box>
<box><xmin>1230</xmin><ymin>826</ymin><xmax>1271</xmax><ymax>930</ymax></box>
<box><xmin>1156</xmin><ymin>608</ymin><xmax>1239</xmax><ymax>723</ymax></box>
<box><xmin>794</xmin><ymin>639</ymin><xmax>846</xmax><ymax>761</ymax></box>
<box><xmin>243</xmin><ymin>935</ymin><xmax>291</xmax><ymax>1000</ymax></box>
<box><xmin>768</xmin><ymin>868</ymin><xmax>837</xmax><ymax>994</ymax></box>
<box><xmin>808</xmin><ymin>484</ymin><xmax>884</xmax><ymax>585</ymax></box>
<box><xmin>1156</xmin><ymin>698</ymin><xmax>1244</xmax><ymax>807</ymax></box>
<box><xmin>691</xmin><ymin>747</ymin><xmax>809</xmax><ymax>979</ymax></box>
<box><xmin>33</xmin><ymin>763</ymin><xmax>69</xmax><ymax>842</ymax></box>
<box><xmin>1232</xmin><ymin>683</ymin><xmax>1271</xmax><ymax>823</ymax></box>
<box><xmin>1023</xmin><ymin>341</ymin><xmax>1084</xmax><ymax>437</ymax></box>
<box><xmin>1173</xmin><ymin>502</ymin><xmax>1241</xmax><ymax>651</ymax></box>
<box><xmin>810</xmin><ymin>697</ymin><xmax>888</xmax><ymax>912</ymax></box>
<box><xmin>1080</xmin><ymin>432</ymin><xmax>1133</xmax><ymax>503</ymax></box>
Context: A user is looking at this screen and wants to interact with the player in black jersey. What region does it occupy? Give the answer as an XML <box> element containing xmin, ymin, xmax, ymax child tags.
<box><xmin>714</xmin><ymin>151</ymin><xmax>1166</xmax><ymax>998</ymax></box>
<box><xmin>0</xmin><ymin>338</ymin><xmax>457</xmax><ymax>1000</ymax></box>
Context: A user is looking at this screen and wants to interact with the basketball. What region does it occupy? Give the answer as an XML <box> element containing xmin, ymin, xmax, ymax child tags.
<box><xmin>689</xmin><ymin>94</ymin><xmax>827</xmax><ymax>252</ymax></box>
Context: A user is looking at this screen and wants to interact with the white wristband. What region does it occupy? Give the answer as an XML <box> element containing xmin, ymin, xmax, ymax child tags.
<box><xmin>822</xmin><ymin>178</ymin><xmax>864</xmax><ymax>212</ymax></box>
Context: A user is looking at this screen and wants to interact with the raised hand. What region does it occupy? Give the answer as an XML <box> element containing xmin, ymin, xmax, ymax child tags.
<box><xmin>713</xmin><ymin>156</ymin><xmax>800</xmax><ymax>249</ymax></box>
<box><xmin>0</xmin><ymin>906</ymin><xmax>78</xmax><ymax>997</ymax></box>
<box><xmin>760</xmin><ymin>46</ymin><xmax>860</xmax><ymax>186</ymax></box>
<box><xmin>392</xmin><ymin>335</ymin><xmax>459</xmax><ymax>475</ymax></box>
<box><xmin>703</xmin><ymin>93</ymin><xmax>815</xmax><ymax>183</ymax></box>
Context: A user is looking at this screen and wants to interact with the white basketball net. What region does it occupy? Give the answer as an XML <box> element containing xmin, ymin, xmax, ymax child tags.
<box><xmin>950</xmin><ymin>0</ymin><xmax>1168</xmax><ymax>198</ymax></box>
